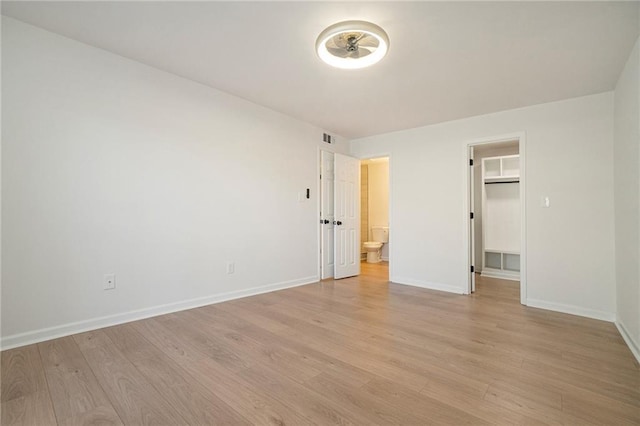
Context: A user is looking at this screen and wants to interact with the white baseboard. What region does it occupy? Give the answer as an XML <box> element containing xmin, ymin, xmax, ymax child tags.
<box><xmin>390</xmin><ymin>276</ymin><xmax>464</xmax><ymax>295</ymax></box>
<box><xmin>526</xmin><ymin>298</ymin><xmax>615</xmax><ymax>322</ymax></box>
<box><xmin>615</xmin><ymin>320</ymin><xmax>640</xmax><ymax>364</ymax></box>
<box><xmin>1</xmin><ymin>275</ymin><xmax>318</xmax><ymax>351</ymax></box>
<box><xmin>381</xmin><ymin>256</ymin><xmax>389</xmax><ymax>261</ymax></box>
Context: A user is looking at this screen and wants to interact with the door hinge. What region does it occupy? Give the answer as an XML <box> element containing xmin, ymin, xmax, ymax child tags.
<box><xmin>469</xmin><ymin>159</ymin><xmax>474</xmax><ymax>166</ymax></box>
<box><xmin>471</xmin><ymin>265</ymin><xmax>475</xmax><ymax>273</ymax></box>
<box><xmin>470</xmin><ymin>212</ymin><xmax>474</xmax><ymax>219</ymax></box>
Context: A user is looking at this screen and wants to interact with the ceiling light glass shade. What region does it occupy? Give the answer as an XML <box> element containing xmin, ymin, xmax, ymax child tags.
<box><xmin>316</xmin><ymin>21</ymin><xmax>389</xmax><ymax>69</ymax></box>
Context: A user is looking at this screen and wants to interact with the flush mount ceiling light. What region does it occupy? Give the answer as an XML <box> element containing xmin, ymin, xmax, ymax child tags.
<box><xmin>316</xmin><ymin>20</ymin><xmax>389</xmax><ymax>69</ymax></box>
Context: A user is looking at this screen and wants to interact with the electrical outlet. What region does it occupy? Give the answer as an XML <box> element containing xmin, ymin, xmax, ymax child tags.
<box><xmin>226</xmin><ymin>261</ymin><xmax>235</xmax><ymax>274</ymax></box>
<box><xmin>103</xmin><ymin>273</ymin><xmax>116</xmax><ymax>290</ymax></box>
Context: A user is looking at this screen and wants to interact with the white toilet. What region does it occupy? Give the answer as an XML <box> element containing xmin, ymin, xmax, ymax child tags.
<box><xmin>364</xmin><ymin>226</ymin><xmax>389</xmax><ymax>263</ymax></box>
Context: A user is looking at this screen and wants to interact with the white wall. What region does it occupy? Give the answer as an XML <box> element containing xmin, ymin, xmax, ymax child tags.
<box><xmin>614</xmin><ymin>35</ymin><xmax>640</xmax><ymax>360</ymax></box>
<box><xmin>351</xmin><ymin>93</ymin><xmax>616</xmax><ymax>319</ymax></box>
<box><xmin>367</xmin><ymin>161</ymin><xmax>389</xmax><ymax>260</ymax></box>
<box><xmin>1</xmin><ymin>17</ymin><xmax>348</xmax><ymax>348</ymax></box>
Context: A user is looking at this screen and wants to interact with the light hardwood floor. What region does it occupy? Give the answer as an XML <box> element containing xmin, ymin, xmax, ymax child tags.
<box><xmin>2</xmin><ymin>263</ymin><xmax>639</xmax><ymax>425</ymax></box>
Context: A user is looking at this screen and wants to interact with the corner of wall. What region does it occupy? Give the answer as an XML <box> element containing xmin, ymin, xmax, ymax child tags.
<box><xmin>616</xmin><ymin>319</ymin><xmax>640</xmax><ymax>364</ymax></box>
<box><xmin>613</xmin><ymin>32</ymin><xmax>640</xmax><ymax>363</ymax></box>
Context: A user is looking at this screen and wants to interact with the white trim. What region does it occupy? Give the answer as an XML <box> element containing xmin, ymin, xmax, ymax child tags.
<box><xmin>462</xmin><ymin>132</ymin><xmax>527</xmax><ymax>304</ymax></box>
<box><xmin>1</xmin><ymin>275</ymin><xmax>318</xmax><ymax>350</ymax></box>
<box><xmin>317</xmin><ymin>147</ymin><xmax>323</xmax><ymax>281</ymax></box>
<box><xmin>391</xmin><ymin>276</ymin><xmax>464</xmax><ymax>295</ymax></box>
<box><xmin>527</xmin><ymin>298</ymin><xmax>615</xmax><ymax>322</ymax></box>
<box><xmin>615</xmin><ymin>320</ymin><xmax>640</xmax><ymax>364</ymax></box>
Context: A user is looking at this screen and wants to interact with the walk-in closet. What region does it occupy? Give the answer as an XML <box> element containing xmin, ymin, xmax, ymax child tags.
<box><xmin>473</xmin><ymin>141</ymin><xmax>521</xmax><ymax>281</ymax></box>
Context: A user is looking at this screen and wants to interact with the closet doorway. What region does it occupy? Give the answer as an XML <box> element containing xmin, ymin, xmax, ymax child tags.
<box><xmin>466</xmin><ymin>134</ymin><xmax>526</xmax><ymax>305</ymax></box>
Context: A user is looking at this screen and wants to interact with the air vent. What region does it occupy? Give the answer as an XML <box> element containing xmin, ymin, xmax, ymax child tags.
<box><xmin>323</xmin><ymin>133</ymin><xmax>334</xmax><ymax>144</ymax></box>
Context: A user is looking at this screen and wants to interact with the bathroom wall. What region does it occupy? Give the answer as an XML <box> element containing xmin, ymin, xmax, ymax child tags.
<box><xmin>367</xmin><ymin>160</ymin><xmax>390</xmax><ymax>260</ymax></box>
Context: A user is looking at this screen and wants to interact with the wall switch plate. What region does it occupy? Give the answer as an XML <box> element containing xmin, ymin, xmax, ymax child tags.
<box><xmin>103</xmin><ymin>273</ymin><xmax>116</xmax><ymax>290</ymax></box>
<box><xmin>542</xmin><ymin>196</ymin><xmax>550</xmax><ymax>208</ymax></box>
<box><xmin>226</xmin><ymin>261</ymin><xmax>235</xmax><ymax>274</ymax></box>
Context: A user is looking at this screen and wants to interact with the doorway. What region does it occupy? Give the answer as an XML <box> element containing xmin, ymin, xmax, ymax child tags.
<box><xmin>360</xmin><ymin>157</ymin><xmax>390</xmax><ymax>280</ymax></box>
<box><xmin>466</xmin><ymin>134</ymin><xmax>526</xmax><ymax>304</ymax></box>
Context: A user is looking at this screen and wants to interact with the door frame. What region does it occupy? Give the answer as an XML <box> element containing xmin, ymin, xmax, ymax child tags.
<box><xmin>469</xmin><ymin>146</ymin><xmax>476</xmax><ymax>293</ymax></box>
<box><xmin>463</xmin><ymin>132</ymin><xmax>527</xmax><ymax>305</ymax></box>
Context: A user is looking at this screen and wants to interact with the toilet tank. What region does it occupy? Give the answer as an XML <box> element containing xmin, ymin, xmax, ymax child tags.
<box><xmin>371</xmin><ymin>226</ymin><xmax>389</xmax><ymax>243</ymax></box>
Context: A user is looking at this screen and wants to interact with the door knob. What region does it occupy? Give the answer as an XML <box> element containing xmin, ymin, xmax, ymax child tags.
<box><xmin>323</xmin><ymin>219</ymin><xmax>330</xmax><ymax>224</ymax></box>
<box><xmin>334</xmin><ymin>220</ymin><xmax>343</xmax><ymax>226</ymax></box>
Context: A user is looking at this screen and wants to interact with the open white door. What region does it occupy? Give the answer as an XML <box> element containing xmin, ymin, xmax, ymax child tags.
<box><xmin>334</xmin><ymin>153</ymin><xmax>360</xmax><ymax>279</ymax></box>
<box><xmin>320</xmin><ymin>151</ymin><xmax>335</xmax><ymax>279</ymax></box>
<box><xmin>469</xmin><ymin>146</ymin><xmax>476</xmax><ymax>292</ymax></box>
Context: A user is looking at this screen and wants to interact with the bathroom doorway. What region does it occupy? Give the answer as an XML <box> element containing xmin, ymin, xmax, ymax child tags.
<box><xmin>360</xmin><ymin>157</ymin><xmax>390</xmax><ymax>280</ymax></box>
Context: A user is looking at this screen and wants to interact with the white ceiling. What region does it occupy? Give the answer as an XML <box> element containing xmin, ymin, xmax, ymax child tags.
<box><xmin>2</xmin><ymin>1</ymin><xmax>638</xmax><ymax>139</ymax></box>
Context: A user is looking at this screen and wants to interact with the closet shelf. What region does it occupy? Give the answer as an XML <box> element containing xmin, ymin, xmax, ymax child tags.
<box><xmin>484</xmin><ymin>175</ymin><xmax>520</xmax><ymax>184</ymax></box>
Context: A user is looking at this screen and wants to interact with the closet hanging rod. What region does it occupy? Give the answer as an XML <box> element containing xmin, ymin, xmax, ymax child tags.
<box><xmin>485</xmin><ymin>181</ymin><xmax>519</xmax><ymax>184</ymax></box>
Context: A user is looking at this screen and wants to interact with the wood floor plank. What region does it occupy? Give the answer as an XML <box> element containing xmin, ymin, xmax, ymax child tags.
<box><xmin>1</xmin><ymin>345</ymin><xmax>57</xmax><ymax>425</ymax></box>
<box><xmin>304</xmin><ymin>370</ymin><xmax>431</xmax><ymax>425</ymax></box>
<box><xmin>56</xmin><ymin>406</ymin><xmax>125</xmax><ymax>426</ymax></box>
<box><xmin>154</xmin><ymin>310</ymin><xmax>253</xmax><ymax>373</ymax></box>
<box><xmin>1</xmin><ymin>391</ymin><xmax>58</xmax><ymax>426</ymax></box>
<box><xmin>38</xmin><ymin>337</ymin><xmax>121</xmax><ymax>425</ymax></box>
<box><xmin>1</xmin><ymin>345</ymin><xmax>50</xmax><ymax>402</ymax></box>
<box><xmin>236</xmin><ymin>365</ymin><xmax>374</xmax><ymax>425</ymax></box>
<box><xmin>212</xmin><ymin>302</ymin><xmax>379</xmax><ymax>387</ymax></box>
<box><xmin>561</xmin><ymin>385</ymin><xmax>640</xmax><ymax>425</ymax></box>
<box><xmin>361</xmin><ymin>377</ymin><xmax>490</xmax><ymax>425</ymax></box>
<box><xmin>73</xmin><ymin>330</ymin><xmax>187</xmax><ymax>425</ymax></box>
<box><xmin>234</xmin><ymin>299</ymin><xmax>433</xmax><ymax>391</ymax></box>
<box><xmin>180</xmin><ymin>307</ymin><xmax>323</xmax><ymax>383</ymax></box>
<box><xmin>132</xmin><ymin>316</ymin><xmax>314</xmax><ymax>425</ymax></box>
<box><xmin>521</xmin><ymin>357</ymin><xmax>640</xmax><ymax>408</ymax></box>
<box><xmin>103</xmin><ymin>323</ymin><xmax>250</xmax><ymax>425</ymax></box>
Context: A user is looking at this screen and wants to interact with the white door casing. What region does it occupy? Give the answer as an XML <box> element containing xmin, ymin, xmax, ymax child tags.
<box><xmin>463</xmin><ymin>132</ymin><xmax>526</xmax><ymax>304</ymax></box>
<box><xmin>320</xmin><ymin>151</ymin><xmax>335</xmax><ymax>279</ymax></box>
<box><xmin>334</xmin><ymin>153</ymin><xmax>360</xmax><ymax>279</ymax></box>
<box><xmin>469</xmin><ymin>146</ymin><xmax>476</xmax><ymax>292</ymax></box>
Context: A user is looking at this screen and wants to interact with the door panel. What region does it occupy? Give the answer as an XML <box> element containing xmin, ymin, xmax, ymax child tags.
<box><xmin>334</xmin><ymin>153</ymin><xmax>360</xmax><ymax>279</ymax></box>
<box><xmin>321</xmin><ymin>151</ymin><xmax>335</xmax><ymax>279</ymax></box>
